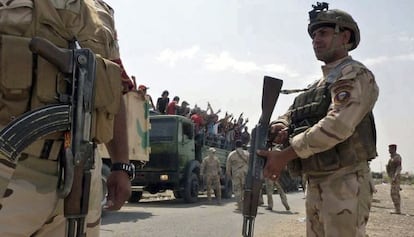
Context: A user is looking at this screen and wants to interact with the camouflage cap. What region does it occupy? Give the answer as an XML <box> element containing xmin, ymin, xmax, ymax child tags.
<box><xmin>208</xmin><ymin>147</ymin><xmax>216</xmax><ymax>153</ymax></box>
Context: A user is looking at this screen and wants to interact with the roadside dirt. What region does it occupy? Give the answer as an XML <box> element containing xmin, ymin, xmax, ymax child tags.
<box><xmin>268</xmin><ymin>183</ymin><xmax>414</xmax><ymax>237</ymax></box>
<box><xmin>367</xmin><ymin>183</ymin><xmax>414</xmax><ymax>237</ymax></box>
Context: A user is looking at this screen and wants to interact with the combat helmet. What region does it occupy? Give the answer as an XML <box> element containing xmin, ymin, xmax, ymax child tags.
<box><xmin>308</xmin><ymin>2</ymin><xmax>360</xmax><ymax>51</ymax></box>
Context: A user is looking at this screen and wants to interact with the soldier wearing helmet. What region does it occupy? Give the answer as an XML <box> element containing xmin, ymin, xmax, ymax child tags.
<box><xmin>259</xmin><ymin>2</ymin><xmax>379</xmax><ymax>236</ymax></box>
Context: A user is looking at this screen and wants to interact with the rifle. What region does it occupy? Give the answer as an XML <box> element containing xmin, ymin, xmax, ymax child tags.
<box><xmin>242</xmin><ymin>76</ymin><xmax>283</xmax><ymax>237</ymax></box>
<box><xmin>0</xmin><ymin>37</ymin><xmax>96</xmax><ymax>237</ymax></box>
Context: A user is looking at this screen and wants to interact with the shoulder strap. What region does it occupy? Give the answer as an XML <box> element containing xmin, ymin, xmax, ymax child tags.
<box><xmin>235</xmin><ymin>149</ymin><xmax>248</xmax><ymax>164</ymax></box>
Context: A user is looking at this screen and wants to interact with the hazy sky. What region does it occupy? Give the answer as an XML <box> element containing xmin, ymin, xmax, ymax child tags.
<box><xmin>105</xmin><ymin>0</ymin><xmax>414</xmax><ymax>173</ymax></box>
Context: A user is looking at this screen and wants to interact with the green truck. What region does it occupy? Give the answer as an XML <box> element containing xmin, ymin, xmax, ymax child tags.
<box><xmin>129</xmin><ymin>114</ymin><xmax>233</xmax><ymax>203</ymax></box>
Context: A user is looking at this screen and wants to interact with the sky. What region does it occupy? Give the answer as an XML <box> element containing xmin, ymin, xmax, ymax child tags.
<box><xmin>105</xmin><ymin>0</ymin><xmax>414</xmax><ymax>173</ymax></box>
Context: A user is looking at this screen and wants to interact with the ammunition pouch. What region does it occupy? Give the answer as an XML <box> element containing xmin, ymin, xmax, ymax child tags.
<box><xmin>91</xmin><ymin>55</ymin><xmax>122</xmax><ymax>143</ymax></box>
<box><xmin>0</xmin><ymin>34</ymin><xmax>122</xmax><ymax>143</ymax></box>
<box><xmin>0</xmin><ymin>35</ymin><xmax>32</xmax><ymax>124</ymax></box>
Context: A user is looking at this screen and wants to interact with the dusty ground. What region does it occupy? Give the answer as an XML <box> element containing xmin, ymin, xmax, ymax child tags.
<box><xmin>367</xmin><ymin>183</ymin><xmax>414</xmax><ymax>237</ymax></box>
<box><xmin>269</xmin><ymin>183</ymin><xmax>414</xmax><ymax>237</ymax></box>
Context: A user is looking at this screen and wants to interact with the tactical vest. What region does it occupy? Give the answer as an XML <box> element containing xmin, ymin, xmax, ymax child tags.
<box><xmin>287</xmin><ymin>59</ymin><xmax>377</xmax><ymax>176</ymax></box>
<box><xmin>386</xmin><ymin>155</ymin><xmax>400</xmax><ymax>176</ymax></box>
<box><xmin>0</xmin><ymin>0</ymin><xmax>122</xmax><ymax>143</ymax></box>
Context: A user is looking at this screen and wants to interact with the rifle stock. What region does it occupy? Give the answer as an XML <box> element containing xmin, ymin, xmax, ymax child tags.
<box><xmin>242</xmin><ymin>76</ymin><xmax>283</xmax><ymax>237</ymax></box>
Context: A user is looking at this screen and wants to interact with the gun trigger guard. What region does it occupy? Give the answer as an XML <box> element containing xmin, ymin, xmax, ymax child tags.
<box><xmin>57</xmin><ymin>148</ymin><xmax>74</xmax><ymax>198</ymax></box>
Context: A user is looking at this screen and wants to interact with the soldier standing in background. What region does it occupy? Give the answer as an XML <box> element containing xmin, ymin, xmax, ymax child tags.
<box><xmin>200</xmin><ymin>148</ymin><xmax>222</xmax><ymax>204</ymax></box>
<box><xmin>386</xmin><ymin>144</ymin><xmax>402</xmax><ymax>214</ymax></box>
<box><xmin>264</xmin><ymin>178</ymin><xmax>290</xmax><ymax>211</ymax></box>
<box><xmin>226</xmin><ymin>140</ymin><xmax>249</xmax><ymax>211</ymax></box>
<box><xmin>258</xmin><ymin>3</ymin><xmax>379</xmax><ymax>236</ymax></box>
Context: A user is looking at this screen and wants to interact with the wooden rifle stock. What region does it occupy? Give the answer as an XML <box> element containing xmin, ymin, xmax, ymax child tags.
<box><xmin>242</xmin><ymin>76</ymin><xmax>283</xmax><ymax>237</ymax></box>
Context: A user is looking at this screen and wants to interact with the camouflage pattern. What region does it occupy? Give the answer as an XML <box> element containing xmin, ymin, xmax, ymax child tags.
<box><xmin>280</xmin><ymin>57</ymin><xmax>378</xmax><ymax>163</ymax></box>
<box><xmin>265</xmin><ymin>179</ymin><xmax>290</xmax><ymax>211</ymax></box>
<box><xmin>0</xmin><ymin>0</ymin><xmax>121</xmax><ymax>235</ymax></box>
<box><xmin>387</xmin><ymin>153</ymin><xmax>402</xmax><ymax>213</ymax></box>
<box><xmin>226</xmin><ymin>148</ymin><xmax>249</xmax><ymax>210</ymax></box>
<box><xmin>306</xmin><ymin>162</ymin><xmax>373</xmax><ymax>237</ymax></box>
<box><xmin>0</xmin><ymin>152</ymin><xmax>102</xmax><ymax>236</ymax></box>
<box><xmin>124</xmin><ymin>92</ymin><xmax>151</xmax><ymax>162</ymax></box>
<box><xmin>275</xmin><ymin>55</ymin><xmax>378</xmax><ymax>235</ymax></box>
<box><xmin>200</xmin><ymin>151</ymin><xmax>221</xmax><ymax>202</ymax></box>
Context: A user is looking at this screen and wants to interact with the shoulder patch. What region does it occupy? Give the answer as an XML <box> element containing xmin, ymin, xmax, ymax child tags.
<box><xmin>333</xmin><ymin>90</ymin><xmax>351</xmax><ymax>106</ymax></box>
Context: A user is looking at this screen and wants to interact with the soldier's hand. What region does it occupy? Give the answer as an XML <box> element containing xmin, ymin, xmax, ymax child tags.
<box><xmin>269</xmin><ymin>123</ymin><xmax>288</xmax><ymax>144</ymax></box>
<box><xmin>258</xmin><ymin>146</ymin><xmax>297</xmax><ymax>181</ymax></box>
<box><xmin>104</xmin><ymin>170</ymin><xmax>131</xmax><ymax>211</ymax></box>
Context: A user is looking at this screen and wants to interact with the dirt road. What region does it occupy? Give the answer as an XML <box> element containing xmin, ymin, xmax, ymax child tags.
<box><xmin>267</xmin><ymin>183</ymin><xmax>414</xmax><ymax>237</ymax></box>
<box><xmin>100</xmin><ymin>184</ymin><xmax>413</xmax><ymax>236</ymax></box>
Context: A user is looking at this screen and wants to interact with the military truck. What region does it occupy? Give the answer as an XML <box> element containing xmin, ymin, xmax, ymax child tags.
<box><xmin>129</xmin><ymin>114</ymin><xmax>233</xmax><ymax>203</ymax></box>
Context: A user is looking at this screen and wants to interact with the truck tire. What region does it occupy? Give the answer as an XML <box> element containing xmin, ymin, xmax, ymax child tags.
<box><xmin>222</xmin><ymin>177</ymin><xmax>233</xmax><ymax>199</ymax></box>
<box><xmin>183</xmin><ymin>173</ymin><xmax>199</xmax><ymax>203</ymax></box>
<box><xmin>129</xmin><ymin>191</ymin><xmax>143</xmax><ymax>203</ymax></box>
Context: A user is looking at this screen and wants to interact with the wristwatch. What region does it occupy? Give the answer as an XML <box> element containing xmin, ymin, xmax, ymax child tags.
<box><xmin>111</xmin><ymin>162</ymin><xmax>135</xmax><ymax>180</ymax></box>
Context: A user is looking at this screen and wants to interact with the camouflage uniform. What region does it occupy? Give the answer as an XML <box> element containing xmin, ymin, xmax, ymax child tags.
<box><xmin>386</xmin><ymin>147</ymin><xmax>402</xmax><ymax>214</ymax></box>
<box><xmin>226</xmin><ymin>147</ymin><xmax>249</xmax><ymax>210</ymax></box>
<box><xmin>283</xmin><ymin>56</ymin><xmax>379</xmax><ymax>236</ymax></box>
<box><xmin>270</xmin><ymin>5</ymin><xmax>379</xmax><ymax>237</ymax></box>
<box><xmin>265</xmin><ymin>178</ymin><xmax>290</xmax><ymax>211</ymax></box>
<box><xmin>0</xmin><ymin>0</ymin><xmax>126</xmax><ymax>236</ymax></box>
<box><xmin>200</xmin><ymin>148</ymin><xmax>221</xmax><ymax>203</ymax></box>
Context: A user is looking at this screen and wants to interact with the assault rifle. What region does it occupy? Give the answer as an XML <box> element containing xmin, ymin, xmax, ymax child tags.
<box><xmin>0</xmin><ymin>37</ymin><xmax>96</xmax><ymax>237</ymax></box>
<box><xmin>242</xmin><ymin>76</ymin><xmax>283</xmax><ymax>237</ymax></box>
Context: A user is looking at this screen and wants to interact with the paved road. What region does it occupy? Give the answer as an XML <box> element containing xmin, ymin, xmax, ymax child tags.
<box><xmin>100</xmin><ymin>191</ymin><xmax>306</xmax><ymax>237</ymax></box>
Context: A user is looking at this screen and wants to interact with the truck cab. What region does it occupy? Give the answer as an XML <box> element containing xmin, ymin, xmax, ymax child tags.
<box><xmin>131</xmin><ymin>114</ymin><xmax>233</xmax><ymax>203</ymax></box>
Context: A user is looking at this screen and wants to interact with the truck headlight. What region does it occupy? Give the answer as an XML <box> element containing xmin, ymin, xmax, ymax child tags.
<box><xmin>160</xmin><ymin>175</ymin><xmax>169</xmax><ymax>181</ymax></box>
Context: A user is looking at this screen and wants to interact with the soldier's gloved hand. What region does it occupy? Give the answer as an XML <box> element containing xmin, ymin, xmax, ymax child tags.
<box><xmin>269</xmin><ymin>123</ymin><xmax>288</xmax><ymax>145</ymax></box>
<box><xmin>104</xmin><ymin>170</ymin><xmax>131</xmax><ymax>211</ymax></box>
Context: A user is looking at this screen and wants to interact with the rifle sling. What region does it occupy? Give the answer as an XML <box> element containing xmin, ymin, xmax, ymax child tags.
<box><xmin>236</xmin><ymin>149</ymin><xmax>248</xmax><ymax>165</ymax></box>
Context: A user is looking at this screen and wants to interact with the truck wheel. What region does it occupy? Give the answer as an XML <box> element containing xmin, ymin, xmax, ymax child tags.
<box><xmin>183</xmin><ymin>173</ymin><xmax>199</xmax><ymax>203</ymax></box>
<box><xmin>129</xmin><ymin>191</ymin><xmax>143</xmax><ymax>203</ymax></box>
<box><xmin>222</xmin><ymin>178</ymin><xmax>233</xmax><ymax>199</ymax></box>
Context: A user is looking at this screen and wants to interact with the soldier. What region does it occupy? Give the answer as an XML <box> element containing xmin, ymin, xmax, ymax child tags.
<box><xmin>200</xmin><ymin>147</ymin><xmax>222</xmax><ymax>204</ymax></box>
<box><xmin>226</xmin><ymin>140</ymin><xmax>249</xmax><ymax>211</ymax></box>
<box><xmin>258</xmin><ymin>3</ymin><xmax>379</xmax><ymax>236</ymax></box>
<box><xmin>264</xmin><ymin>178</ymin><xmax>290</xmax><ymax>211</ymax></box>
<box><xmin>386</xmin><ymin>144</ymin><xmax>402</xmax><ymax>214</ymax></box>
<box><xmin>0</xmin><ymin>0</ymin><xmax>133</xmax><ymax>236</ymax></box>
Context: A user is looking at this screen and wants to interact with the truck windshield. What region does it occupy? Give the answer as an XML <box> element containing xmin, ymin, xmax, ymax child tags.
<box><xmin>149</xmin><ymin>118</ymin><xmax>176</xmax><ymax>142</ymax></box>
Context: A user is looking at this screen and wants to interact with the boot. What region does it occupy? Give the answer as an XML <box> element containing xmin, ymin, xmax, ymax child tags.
<box><xmin>390</xmin><ymin>203</ymin><xmax>401</xmax><ymax>214</ymax></box>
<box><xmin>283</xmin><ymin>203</ymin><xmax>291</xmax><ymax>211</ymax></box>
